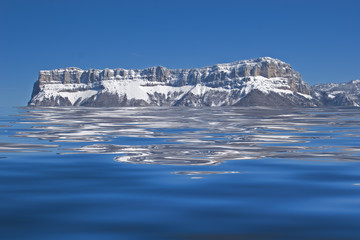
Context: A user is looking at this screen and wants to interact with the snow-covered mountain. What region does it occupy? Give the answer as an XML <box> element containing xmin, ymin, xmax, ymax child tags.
<box><xmin>28</xmin><ymin>57</ymin><xmax>316</xmax><ymax>107</ymax></box>
<box><xmin>311</xmin><ymin>80</ymin><xmax>360</xmax><ymax>107</ymax></box>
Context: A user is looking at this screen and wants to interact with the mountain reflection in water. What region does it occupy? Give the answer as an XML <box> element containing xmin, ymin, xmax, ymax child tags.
<box><xmin>10</xmin><ymin>107</ymin><xmax>360</xmax><ymax>165</ymax></box>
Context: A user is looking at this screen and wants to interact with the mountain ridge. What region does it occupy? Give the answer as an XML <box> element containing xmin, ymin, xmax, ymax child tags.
<box><xmin>28</xmin><ymin>57</ymin><xmax>358</xmax><ymax>107</ymax></box>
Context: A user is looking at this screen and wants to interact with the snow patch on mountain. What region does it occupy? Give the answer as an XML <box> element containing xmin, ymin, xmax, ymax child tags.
<box><xmin>31</xmin><ymin>83</ymin><xmax>98</xmax><ymax>105</ymax></box>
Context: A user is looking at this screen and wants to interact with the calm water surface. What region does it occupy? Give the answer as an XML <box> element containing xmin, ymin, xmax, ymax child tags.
<box><xmin>1</xmin><ymin>106</ymin><xmax>360</xmax><ymax>240</ymax></box>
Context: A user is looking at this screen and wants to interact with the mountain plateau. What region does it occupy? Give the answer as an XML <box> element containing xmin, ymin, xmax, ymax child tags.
<box><xmin>28</xmin><ymin>57</ymin><xmax>359</xmax><ymax>107</ymax></box>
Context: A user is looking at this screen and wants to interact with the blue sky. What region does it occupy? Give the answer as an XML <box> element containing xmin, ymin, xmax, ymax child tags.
<box><xmin>0</xmin><ymin>0</ymin><xmax>359</xmax><ymax>107</ymax></box>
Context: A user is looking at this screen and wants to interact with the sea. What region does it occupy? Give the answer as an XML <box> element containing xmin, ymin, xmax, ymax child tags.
<box><xmin>1</xmin><ymin>106</ymin><xmax>360</xmax><ymax>240</ymax></box>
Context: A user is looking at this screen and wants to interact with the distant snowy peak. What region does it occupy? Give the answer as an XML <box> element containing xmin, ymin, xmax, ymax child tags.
<box><xmin>350</xmin><ymin>79</ymin><xmax>360</xmax><ymax>84</ymax></box>
<box><xmin>311</xmin><ymin>79</ymin><xmax>360</xmax><ymax>107</ymax></box>
<box><xmin>29</xmin><ymin>57</ymin><xmax>315</xmax><ymax>107</ymax></box>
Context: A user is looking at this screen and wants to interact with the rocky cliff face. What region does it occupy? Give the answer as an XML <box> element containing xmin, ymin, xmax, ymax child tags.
<box><xmin>29</xmin><ymin>57</ymin><xmax>315</xmax><ymax>107</ymax></box>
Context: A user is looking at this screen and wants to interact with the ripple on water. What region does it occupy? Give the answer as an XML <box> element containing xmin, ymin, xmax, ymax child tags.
<box><xmin>5</xmin><ymin>107</ymin><xmax>360</xmax><ymax>165</ymax></box>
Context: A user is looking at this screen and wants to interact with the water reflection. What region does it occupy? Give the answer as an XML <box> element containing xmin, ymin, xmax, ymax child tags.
<box><xmin>0</xmin><ymin>142</ymin><xmax>59</xmax><ymax>152</ymax></box>
<box><xmin>6</xmin><ymin>107</ymin><xmax>360</xmax><ymax>164</ymax></box>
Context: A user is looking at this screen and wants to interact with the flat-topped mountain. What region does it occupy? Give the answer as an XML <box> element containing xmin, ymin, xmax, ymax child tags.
<box><xmin>28</xmin><ymin>57</ymin><xmax>358</xmax><ymax>107</ymax></box>
<box><xmin>29</xmin><ymin>57</ymin><xmax>316</xmax><ymax>107</ymax></box>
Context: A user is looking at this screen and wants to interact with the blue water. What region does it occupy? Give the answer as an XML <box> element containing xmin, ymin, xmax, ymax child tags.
<box><xmin>1</xmin><ymin>107</ymin><xmax>360</xmax><ymax>240</ymax></box>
